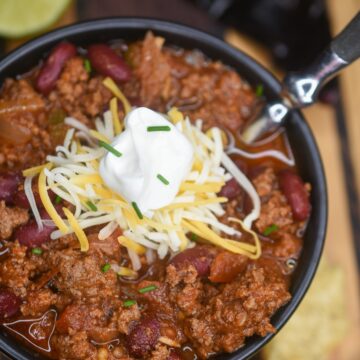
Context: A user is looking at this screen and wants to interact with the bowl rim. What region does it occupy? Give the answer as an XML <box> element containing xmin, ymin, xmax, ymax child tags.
<box><xmin>0</xmin><ymin>17</ymin><xmax>327</xmax><ymax>360</ymax></box>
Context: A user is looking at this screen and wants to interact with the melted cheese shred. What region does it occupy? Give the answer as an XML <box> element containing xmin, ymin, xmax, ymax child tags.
<box><xmin>31</xmin><ymin>95</ymin><xmax>262</xmax><ymax>270</ymax></box>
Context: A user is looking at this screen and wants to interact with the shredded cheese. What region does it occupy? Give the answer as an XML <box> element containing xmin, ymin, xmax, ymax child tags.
<box><xmin>103</xmin><ymin>77</ymin><xmax>132</xmax><ymax>114</ymax></box>
<box><xmin>23</xmin><ymin>163</ymin><xmax>52</xmax><ymax>177</ymax></box>
<box><xmin>110</xmin><ymin>97</ymin><xmax>122</xmax><ymax>135</ymax></box>
<box><xmin>63</xmin><ymin>207</ymin><xmax>89</xmax><ymax>252</ymax></box>
<box><xmin>118</xmin><ymin>235</ymin><xmax>146</xmax><ymax>255</ymax></box>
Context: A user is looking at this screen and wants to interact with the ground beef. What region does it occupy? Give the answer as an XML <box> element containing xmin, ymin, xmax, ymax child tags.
<box><xmin>183</xmin><ymin>265</ymin><xmax>291</xmax><ymax>358</ymax></box>
<box><xmin>49</xmin><ymin>57</ymin><xmax>112</xmax><ymax>125</ymax></box>
<box><xmin>21</xmin><ymin>288</ymin><xmax>57</xmax><ymax>317</ymax></box>
<box><xmin>0</xmin><ymin>201</ymin><xmax>29</xmax><ymax>239</ymax></box>
<box><xmin>0</xmin><ymin>79</ymin><xmax>51</xmax><ymax>169</ymax></box>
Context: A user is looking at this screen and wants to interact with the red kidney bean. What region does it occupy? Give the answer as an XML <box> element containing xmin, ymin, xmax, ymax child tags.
<box><xmin>13</xmin><ymin>188</ymin><xmax>55</xmax><ymax>210</ymax></box>
<box><xmin>0</xmin><ymin>289</ymin><xmax>21</xmax><ymax>319</ymax></box>
<box><xmin>126</xmin><ymin>317</ymin><xmax>160</xmax><ymax>357</ymax></box>
<box><xmin>170</xmin><ymin>246</ymin><xmax>215</xmax><ymax>277</ymax></box>
<box><xmin>0</xmin><ymin>172</ymin><xmax>22</xmax><ymax>204</ymax></box>
<box><xmin>14</xmin><ymin>214</ymin><xmax>54</xmax><ymax>248</ymax></box>
<box><xmin>209</xmin><ymin>252</ymin><xmax>248</xmax><ymax>283</ymax></box>
<box><xmin>219</xmin><ymin>178</ymin><xmax>242</xmax><ymax>200</ymax></box>
<box><xmin>87</xmin><ymin>44</ymin><xmax>131</xmax><ymax>83</ymax></box>
<box><xmin>279</xmin><ymin>170</ymin><xmax>311</xmax><ymax>221</ymax></box>
<box><xmin>36</xmin><ymin>42</ymin><xmax>77</xmax><ymax>95</ymax></box>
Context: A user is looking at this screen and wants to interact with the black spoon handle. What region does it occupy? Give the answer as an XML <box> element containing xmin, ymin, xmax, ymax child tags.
<box><xmin>331</xmin><ymin>11</ymin><xmax>360</xmax><ymax>63</ymax></box>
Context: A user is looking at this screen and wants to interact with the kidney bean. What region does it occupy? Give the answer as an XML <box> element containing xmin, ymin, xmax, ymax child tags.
<box><xmin>14</xmin><ymin>215</ymin><xmax>54</xmax><ymax>248</ymax></box>
<box><xmin>209</xmin><ymin>252</ymin><xmax>248</xmax><ymax>283</ymax></box>
<box><xmin>0</xmin><ymin>289</ymin><xmax>21</xmax><ymax>319</ymax></box>
<box><xmin>87</xmin><ymin>44</ymin><xmax>131</xmax><ymax>83</ymax></box>
<box><xmin>126</xmin><ymin>317</ymin><xmax>160</xmax><ymax>357</ymax></box>
<box><xmin>170</xmin><ymin>246</ymin><xmax>215</xmax><ymax>277</ymax></box>
<box><xmin>13</xmin><ymin>188</ymin><xmax>56</xmax><ymax>210</ymax></box>
<box><xmin>36</xmin><ymin>42</ymin><xmax>77</xmax><ymax>95</ymax></box>
<box><xmin>279</xmin><ymin>170</ymin><xmax>311</xmax><ymax>221</ymax></box>
<box><xmin>0</xmin><ymin>172</ymin><xmax>22</xmax><ymax>204</ymax></box>
<box><xmin>219</xmin><ymin>178</ymin><xmax>242</xmax><ymax>200</ymax></box>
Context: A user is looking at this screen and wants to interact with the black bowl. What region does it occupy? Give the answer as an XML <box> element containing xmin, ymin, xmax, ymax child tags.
<box><xmin>0</xmin><ymin>18</ymin><xmax>327</xmax><ymax>360</ymax></box>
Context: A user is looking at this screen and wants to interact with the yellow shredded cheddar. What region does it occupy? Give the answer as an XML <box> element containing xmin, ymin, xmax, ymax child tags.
<box><xmin>71</xmin><ymin>174</ymin><xmax>104</xmax><ymax>186</ymax></box>
<box><xmin>38</xmin><ymin>170</ymin><xmax>68</xmax><ymax>234</ymax></box>
<box><xmin>179</xmin><ymin>182</ymin><xmax>224</xmax><ymax>193</ymax></box>
<box><xmin>163</xmin><ymin>197</ymin><xmax>227</xmax><ymax>210</ymax></box>
<box><xmin>177</xmin><ymin>231</ymin><xmax>189</xmax><ymax>251</ymax></box>
<box><xmin>110</xmin><ymin>97</ymin><xmax>122</xmax><ymax>135</ymax></box>
<box><xmin>118</xmin><ymin>235</ymin><xmax>146</xmax><ymax>255</ymax></box>
<box><xmin>168</xmin><ymin>107</ymin><xmax>184</xmax><ymax>124</ymax></box>
<box><xmin>63</xmin><ymin>207</ymin><xmax>89</xmax><ymax>252</ymax></box>
<box><xmin>117</xmin><ymin>266</ymin><xmax>138</xmax><ymax>277</ymax></box>
<box><xmin>23</xmin><ymin>162</ymin><xmax>52</xmax><ymax>177</ymax></box>
<box><xmin>103</xmin><ymin>77</ymin><xmax>131</xmax><ymax>114</ymax></box>
<box><xmin>89</xmin><ymin>129</ymin><xmax>110</xmax><ymax>143</ymax></box>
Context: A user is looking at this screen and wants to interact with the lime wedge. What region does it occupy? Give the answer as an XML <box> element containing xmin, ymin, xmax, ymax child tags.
<box><xmin>0</xmin><ymin>0</ymin><xmax>70</xmax><ymax>38</ymax></box>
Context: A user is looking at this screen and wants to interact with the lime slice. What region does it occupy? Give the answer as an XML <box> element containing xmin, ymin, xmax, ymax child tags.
<box><xmin>0</xmin><ymin>0</ymin><xmax>70</xmax><ymax>38</ymax></box>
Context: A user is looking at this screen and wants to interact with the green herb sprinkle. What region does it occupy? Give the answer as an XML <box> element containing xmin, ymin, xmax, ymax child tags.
<box><xmin>101</xmin><ymin>263</ymin><xmax>111</xmax><ymax>273</ymax></box>
<box><xmin>156</xmin><ymin>174</ymin><xmax>169</xmax><ymax>185</ymax></box>
<box><xmin>138</xmin><ymin>285</ymin><xmax>157</xmax><ymax>294</ymax></box>
<box><xmin>32</xmin><ymin>248</ymin><xmax>43</xmax><ymax>255</ymax></box>
<box><xmin>86</xmin><ymin>201</ymin><xmax>98</xmax><ymax>212</ymax></box>
<box><xmin>263</xmin><ymin>224</ymin><xmax>279</xmax><ymax>236</ymax></box>
<box><xmin>55</xmin><ymin>195</ymin><xmax>62</xmax><ymax>204</ymax></box>
<box><xmin>132</xmin><ymin>201</ymin><xmax>143</xmax><ymax>219</ymax></box>
<box><xmin>147</xmin><ymin>126</ymin><xmax>171</xmax><ymax>132</ymax></box>
<box><xmin>84</xmin><ymin>59</ymin><xmax>92</xmax><ymax>73</ymax></box>
<box><xmin>256</xmin><ymin>84</ymin><xmax>264</xmax><ymax>97</ymax></box>
<box><xmin>98</xmin><ymin>140</ymin><xmax>122</xmax><ymax>157</ymax></box>
<box><xmin>123</xmin><ymin>300</ymin><xmax>136</xmax><ymax>307</ymax></box>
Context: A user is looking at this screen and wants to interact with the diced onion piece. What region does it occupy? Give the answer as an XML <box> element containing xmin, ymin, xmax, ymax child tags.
<box><xmin>221</xmin><ymin>152</ymin><xmax>260</xmax><ymax>229</ymax></box>
<box><xmin>24</xmin><ymin>176</ymin><xmax>43</xmax><ymax>230</ymax></box>
<box><xmin>159</xmin><ymin>337</ymin><xmax>181</xmax><ymax>348</ymax></box>
<box><xmin>103</xmin><ymin>77</ymin><xmax>131</xmax><ymax>114</ymax></box>
<box><xmin>118</xmin><ymin>235</ymin><xmax>146</xmax><ymax>255</ymax></box>
<box><xmin>38</xmin><ymin>170</ymin><xmax>68</xmax><ymax>234</ymax></box>
<box><xmin>62</xmin><ymin>207</ymin><xmax>89</xmax><ymax>252</ymax></box>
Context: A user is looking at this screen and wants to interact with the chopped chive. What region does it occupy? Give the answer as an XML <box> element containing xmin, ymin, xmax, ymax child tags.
<box><xmin>138</xmin><ymin>285</ymin><xmax>157</xmax><ymax>294</ymax></box>
<box><xmin>101</xmin><ymin>263</ymin><xmax>111</xmax><ymax>273</ymax></box>
<box><xmin>123</xmin><ymin>300</ymin><xmax>137</xmax><ymax>307</ymax></box>
<box><xmin>132</xmin><ymin>201</ymin><xmax>143</xmax><ymax>220</ymax></box>
<box><xmin>86</xmin><ymin>201</ymin><xmax>98</xmax><ymax>212</ymax></box>
<box><xmin>190</xmin><ymin>233</ymin><xmax>198</xmax><ymax>241</ymax></box>
<box><xmin>84</xmin><ymin>58</ymin><xmax>92</xmax><ymax>73</ymax></box>
<box><xmin>147</xmin><ymin>126</ymin><xmax>171</xmax><ymax>132</ymax></box>
<box><xmin>32</xmin><ymin>247</ymin><xmax>43</xmax><ymax>255</ymax></box>
<box><xmin>157</xmin><ymin>174</ymin><xmax>169</xmax><ymax>185</ymax></box>
<box><xmin>256</xmin><ymin>84</ymin><xmax>264</xmax><ymax>97</ymax></box>
<box><xmin>98</xmin><ymin>140</ymin><xmax>122</xmax><ymax>157</ymax></box>
<box><xmin>263</xmin><ymin>224</ymin><xmax>279</xmax><ymax>236</ymax></box>
<box><xmin>55</xmin><ymin>195</ymin><xmax>62</xmax><ymax>204</ymax></box>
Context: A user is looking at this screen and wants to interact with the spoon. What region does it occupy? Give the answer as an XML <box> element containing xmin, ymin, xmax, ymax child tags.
<box><xmin>241</xmin><ymin>11</ymin><xmax>360</xmax><ymax>144</ymax></box>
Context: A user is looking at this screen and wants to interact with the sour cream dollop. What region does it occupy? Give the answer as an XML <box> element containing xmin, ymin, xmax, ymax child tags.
<box><xmin>99</xmin><ymin>107</ymin><xmax>194</xmax><ymax>214</ymax></box>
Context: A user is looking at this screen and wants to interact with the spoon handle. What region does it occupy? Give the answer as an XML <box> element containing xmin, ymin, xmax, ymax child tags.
<box><xmin>283</xmin><ymin>11</ymin><xmax>360</xmax><ymax>108</ymax></box>
<box><xmin>331</xmin><ymin>11</ymin><xmax>360</xmax><ymax>63</ymax></box>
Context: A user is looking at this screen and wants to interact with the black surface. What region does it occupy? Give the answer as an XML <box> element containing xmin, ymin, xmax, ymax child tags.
<box><xmin>0</xmin><ymin>18</ymin><xmax>327</xmax><ymax>360</ymax></box>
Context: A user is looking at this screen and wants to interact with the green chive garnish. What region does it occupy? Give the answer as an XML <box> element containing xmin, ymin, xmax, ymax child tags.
<box><xmin>132</xmin><ymin>201</ymin><xmax>143</xmax><ymax>219</ymax></box>
<box><xmin>86</xmin><ymin>201</ymin><xmax>98</xmax><ymax>212</ymax></box>
<box><xmin>123</xmin><ymin>300</ymin><xmax>136</xmax><ymax>307</ymax></box>
<box><xmin>32</xmin><ymin>248</ymin><xmax>43</xmax><ymax>255</ymax></box>
<box><xmin>190</xmin><ymin>233</ymin><xmax>198</xmax><ymax>241</ymax></box>
<box><xmin>157</xmin><ymin>174</ymin><xmax>169</xmax><ymax>185</ymax></box>
<box><xmin>138</xmin><ymin>285</ymin><xmax>157</xmax><ymax>294</ymax></box>
<box><xmin>84</xmin><ymin>59</ymin><xmax>92</xmax><ymax>73</ymax></box>
<box><xmin>263</xmin><ymin>224</ymin><xmax>279</xmax><ymax>236</ymax></box>
<box><xmin>98</xmin><ymin>140</ymin><xmax>122</xmax><ymax>157</ymax></box>
<box><xmin>147</xmin><ymin>126</ymin><xmax>171</xmax><ymax>132</ymax></box>
<box><xmin>256</xmin><ymin>84</ymin><xmax>264</xmax><ymax>97</ymax></box>
<box><xmin>101</xmin><ymin>263</ymin><xmax>111</xmax><ymax>273</ymax></box>
<box><xmin>55</xmin><ymin>195</ymin><xmax>62</xmax><ymax>204</ymax></box>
